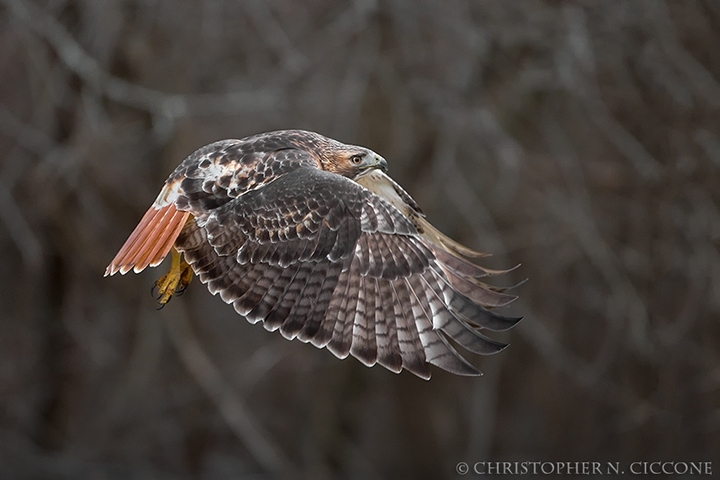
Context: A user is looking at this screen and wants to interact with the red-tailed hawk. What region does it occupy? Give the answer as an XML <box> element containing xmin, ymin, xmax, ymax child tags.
<box><xmin>105</xmin><ymin>130</ymin><xmax>520</xmax><ymax>379</ymax></box>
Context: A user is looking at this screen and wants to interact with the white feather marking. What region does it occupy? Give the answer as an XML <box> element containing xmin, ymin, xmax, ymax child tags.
<box><xmin>152</xmin><ymin>181</ymin><xmax>182</xmax><ymax>207</ymax></box>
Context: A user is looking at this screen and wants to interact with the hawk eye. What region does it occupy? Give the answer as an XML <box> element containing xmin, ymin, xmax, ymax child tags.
<box><xmin>350</xmin><ymin>154</ymin><xmax>363</xmax><ymax>165</ymax></box>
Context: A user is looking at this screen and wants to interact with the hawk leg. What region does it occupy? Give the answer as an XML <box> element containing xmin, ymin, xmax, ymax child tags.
<box><xmin>153</xmin><ymin>247</ymin><xmax>193</xmax><ymax>306</ymax></box>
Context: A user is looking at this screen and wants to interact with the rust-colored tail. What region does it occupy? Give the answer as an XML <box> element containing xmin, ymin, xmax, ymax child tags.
<box><xmin>105</xmin><ymin>204</ymin><xmax>190</xmax><ymax>276</ymax></box>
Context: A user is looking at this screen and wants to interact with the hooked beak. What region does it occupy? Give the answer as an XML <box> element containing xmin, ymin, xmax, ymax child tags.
<box><xmin>375</xmin><ymin>155</ymin><xmax>389</xmax><ymax>172</ymax></box>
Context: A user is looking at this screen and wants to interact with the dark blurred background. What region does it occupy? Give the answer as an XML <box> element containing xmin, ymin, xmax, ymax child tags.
<box><xmin>0</xmin><ymin>0</ymin><xmax>719</xmax><ymax>479</ymax></box>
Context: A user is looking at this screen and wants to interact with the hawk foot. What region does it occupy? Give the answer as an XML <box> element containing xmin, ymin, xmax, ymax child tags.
<box><xmin>153</xmin><ymin>248</ymin><xmax>193</xmax><ymax>307</ymax></box>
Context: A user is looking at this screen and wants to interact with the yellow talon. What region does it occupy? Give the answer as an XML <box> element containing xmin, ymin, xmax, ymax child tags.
<box><xmin>154</xmin><ymin>248</ymin><xmax>193</xmax><ymax>306</ymax></box>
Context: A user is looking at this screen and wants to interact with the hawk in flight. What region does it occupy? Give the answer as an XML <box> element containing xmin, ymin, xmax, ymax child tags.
<box><xmin>105</xmin><ymin>130</ymin><xmax>520</xmax><ymax>379</ymax></box>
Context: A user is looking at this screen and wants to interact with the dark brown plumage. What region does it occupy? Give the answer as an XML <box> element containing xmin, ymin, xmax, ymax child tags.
<box><xmin>106</xmin><ymin>130</ymin><xmax>521</xmax><ymax>379</ymax></box>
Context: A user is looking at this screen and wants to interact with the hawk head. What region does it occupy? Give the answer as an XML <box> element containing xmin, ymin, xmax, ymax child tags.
<box><xmin>282</xmin><ymin>132</ymin><xmax>383</xmax><ymax>178</ymax></box>
<box><xmin>325</xmin><ymin>148</ymin><xmax>389</xmax><ymax>179</ymax></box>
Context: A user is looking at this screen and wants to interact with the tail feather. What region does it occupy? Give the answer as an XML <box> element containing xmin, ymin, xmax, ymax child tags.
<box><xmin>151</xmin><ymin>210</ymin><xmax>190</xmax><ymax>267</ymax></box>
<box><xmin>131</xmin><ymin>206</ymin><xmax>175</xmax><ymax>272</ymax></box>
<box><xmin>105</xmin><ymin>204</ymin><xmax>190</xmax><ymax>276</ymax></box>
<box><xmin>108</xmin><ymin>205</ymin><xmax>159</xmax><ymax>273</ymax></box>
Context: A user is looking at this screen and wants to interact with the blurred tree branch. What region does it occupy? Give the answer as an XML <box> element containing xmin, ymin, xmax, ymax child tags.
<box><xmin>162</xmin><ymin>302</ymin><xmax>294</xmax><ymax>475</ymax></box>
<box><xmin>2</xmin><ymin>0</ymin><xmax>283</xmax><ymax>131</ymax></box>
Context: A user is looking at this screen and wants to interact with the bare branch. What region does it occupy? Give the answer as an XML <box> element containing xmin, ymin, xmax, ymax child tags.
<box><xmin>1</xmin><ymin>0</ymin><xmax>282</xmax><ymax>119</ymax></box>
<box><xmin>162</xmin><ymin>303</ymin><xmax>294</xmax><ymax>476</ymax></box>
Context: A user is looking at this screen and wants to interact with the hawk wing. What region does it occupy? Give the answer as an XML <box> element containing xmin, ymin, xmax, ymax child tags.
<box><xmin>174</xmin><ymin>167</ymin><xmax>519</xmax><ymax>380</ymax></box>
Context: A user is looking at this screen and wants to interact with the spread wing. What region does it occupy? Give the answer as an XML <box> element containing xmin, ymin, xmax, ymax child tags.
<box><xmin>175</xmin><ymin>165</ymin><xmax>520</xmax><ymax>380</ymax></box>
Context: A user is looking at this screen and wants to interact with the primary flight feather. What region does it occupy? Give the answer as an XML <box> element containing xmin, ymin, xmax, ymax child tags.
<box><xmin>105</xmin><ymin>130</ymin><xmax>521</xmax><ymax>379</ymax></box>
